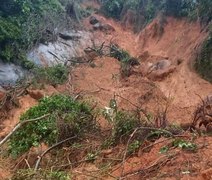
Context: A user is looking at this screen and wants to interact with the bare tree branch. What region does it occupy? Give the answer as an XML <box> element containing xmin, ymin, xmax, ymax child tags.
<box><xmin>34</xmin><ymin>135</ymin><xmax>77</xmax><ymax>171</ymax></box>
<box><xmin>0</xmin><ymin>114</ymin><xmax>50</xmax><ymax>147</ymax></box>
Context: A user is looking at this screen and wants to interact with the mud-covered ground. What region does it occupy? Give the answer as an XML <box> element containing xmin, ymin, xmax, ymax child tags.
<box><xmin>0</xmin><ymin>9</ymin><xmax>212</xmax><ymax>180</ymax></box>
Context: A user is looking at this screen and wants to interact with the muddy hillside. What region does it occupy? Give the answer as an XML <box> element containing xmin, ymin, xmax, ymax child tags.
<box><xmin>0</xmin><ymin>0</ymin><xmax>212</xmax><ymax>179</ymax></box>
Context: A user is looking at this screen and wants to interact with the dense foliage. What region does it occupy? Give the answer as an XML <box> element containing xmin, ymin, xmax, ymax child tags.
<box><xmin>101</xmin><ymin>0</ymin><xmax>212</xmax><ymax>26</ymax></box>
<box><xmin>0</xmin><ymin>0</ymin><xmax>81</xmax><ymax>65</ymax></box>
<box><xmin>9</xmin><ymin>94</ymin><xmax>95</xmax><ymax>157</ymax></box>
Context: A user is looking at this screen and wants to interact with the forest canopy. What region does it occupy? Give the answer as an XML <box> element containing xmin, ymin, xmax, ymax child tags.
<box><xmin>101</xmin><ymin>0</ymin><xmax>212</xmax><ymax>24</ymax></box>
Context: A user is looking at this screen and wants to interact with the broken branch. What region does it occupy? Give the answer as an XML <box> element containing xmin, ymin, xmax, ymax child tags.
<box><xmin>0</xmin><ymin>114</ymin><xmax>50</xmax><ymax>147</ymax></box>
<box><xmin>34</xmin><ymin>135</ymin><xmax>77</xmax><ymax>171</ymax></box>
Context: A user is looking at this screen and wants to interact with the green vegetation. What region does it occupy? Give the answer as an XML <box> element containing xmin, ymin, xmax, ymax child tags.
<box><xmin>160</xmin><ymin>138</ymin><xmax>197</xmax><ymax>154</ymax></box>
<box><xmin>12</xmin><ymin>169</ymin><xmax>70</xmax><ymax>180</ymax></box>
<box><xmin>9</xmin><ymin>94</ymin><xmax>96</xmax><ymax>157</ymax></box>
<box><xmin>112</xmin><ymin>111</ymin><xmax>141</xmax><ymax>141</ymax></box>
<box><xmin>128</xmin><ymin>140</ymin><xmax>141</xmax><ymax>154</ymax></box>
<box><xmin>32</xmin><ymin>64</ymin><xmax>69</xmax><ymax>87</ymax></box>
<box><xmin>0</xmin><ymin>0</ymin><xmax>60</xmax><ymax>62</ymax></box>
<box><xmin>100</xmin><ymin>0</ymin><xmax>124</xmax><ymax>19</ymax></box>
<box><xmin>109</xmin><ymin>44</ymin><xmax>139</xmax><ymax>77</ymax></box>
<box><xmin>101</xmin><ymin>0</ymin><xmax>212</xmax><ymax>31</ymax></box>
<box><xmin>103</xmin><ymin>99</ymin><xmax>142</xmax><ymax>146</ymax></box>
<box><xmin>110</xmin><ymin>45</ymin><xmax>132</xmax><ymax>77</ymax></box>
<box><xmin>159</xmin><ymin>146</ymin><xmax>169</xmax><ymax>154</ymax></box>
<box><xmin>103</xmin><ymin>98</ymin><xmax>174</xmax><ymax>148</ymax></box>
<box><xmin>110</xmin><ymin>44</ymin><xmax>131</xmax><ymax>61</ymax></box>
<box><xmin>86</xmin><ymin>152</ymin><xmax>98</xmax><ymax>162</ymax></box>
<box><xmin>172</xmin><ymin>139</ymin><xmax>197</xmax><ymax>152</ymax></box>
<box><xmin>0</xmin><ymin>0</ymin><xmax>84</xmax><ymax>65</ymax></box>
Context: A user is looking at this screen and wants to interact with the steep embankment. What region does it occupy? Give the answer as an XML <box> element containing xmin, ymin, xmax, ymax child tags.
<box><xmin>137</xmin><ymin>17</ymin><xmax>212</xmax><ymax>123</ymax></box>
<box><xmin>70</xmin><ymin>15</ymin><xmax>212</xmax><ymax>179</ymax></box>
<box><xmin>80</xmin><ymin>14</ymin><xmax>212</xmax><ymax>124</ymax></box>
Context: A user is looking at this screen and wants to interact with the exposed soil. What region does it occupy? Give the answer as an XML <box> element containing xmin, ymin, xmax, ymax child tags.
<box><xmin>82</xmin><ymin>14</ymin><xmax>212</xmax><ymax>125</ymax></box>
<box><xmin>111</xmin><ymin>135</ymin><xmax>212</xmax><ymax>180</ymax></box>
<box><xmin>69</xmin><ymin>15</ymin><xmax>212</xmax><ymax>179</ymax></box>
<box><xmin>0</xmin><ymin>12</ymin><xmax>212</xmax><ymax>180</ymax></box>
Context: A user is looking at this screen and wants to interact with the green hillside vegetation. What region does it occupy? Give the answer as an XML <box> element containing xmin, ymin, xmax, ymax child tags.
<box><xmin>0</xmin><ymin>0</ymin><xmax>84</xmax><ymax>67</ymax></box>
<box><xmin>101</xmin><ymin>0</ymin><xmax>212</xmax><ymax>26</ymax></box>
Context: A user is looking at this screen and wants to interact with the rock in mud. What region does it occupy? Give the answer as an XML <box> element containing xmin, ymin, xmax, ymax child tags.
<box><xmin>93</xmin><ymin>22</ymin><xmax>115</xmax><ymax>33</ymax></box>
<box><xmin>28</xmin><ymin>31</ymin><xmax>93</xmax><ymax>66</ymax></box>
<box><xmin>150</xmin><ymin>59</ymin><xmax>171</xmax><ymax>71</ymax></box>
<box><xmin>59</xmin><ymin>32</ymin><xmax>81</xmax><ymax>41</ymax></box>
<box><xmin>89</xmin><ymin>16</ymin><xmax>99</xmax><ymax>25</ymax></box>
<box><xmin>149</xmin><ymin>67</ymin><xmax>176</xmax><ymax>81</ymax></box>
<box><xmin>100</xmin><ymin>23</ymin><xmax>115</xmax><ymax>32</ymax></box>
<box><xmin>27</xmin><ymin>89</ymin><xmax>44</xmax><ymax>100</ymax></box>
<box><xmin>147</xmin><ymin>60</ymin><xmax>176</xmax><ymax>81</ymax></box>
<box><xmin>93</xmin><ymin>22</ymin><xmax>101</xmax><ymax>30</ymax></box>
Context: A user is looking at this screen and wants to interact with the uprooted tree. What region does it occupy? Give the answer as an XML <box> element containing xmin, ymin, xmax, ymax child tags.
<box><xmin>192</xmin><ymin>95</ymin><xmax>212</xmax><ymax>131</ymax></box>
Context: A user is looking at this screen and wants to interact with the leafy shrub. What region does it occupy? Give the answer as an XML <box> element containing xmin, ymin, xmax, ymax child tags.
<box><xmin>9</xmin><ymin>94</ymin><xmax>95</xmax><ymax>157</ymax></box>
<box><xmin>128</xmin><ymin>140</ymin><xmax>141</xmax><ymax>154</ymax></box>
<box><xmin>110</xmin><ymin>44</ymin><xmax>130</xmax><ymax>61</ymax></box>
<box><xmin>160</xmin><ymin>138</ymin><xmax>197</xmax><ymax>154</ymax></box>
<box><xmin>103</xmin><ymin>99</ymin><xmax>142</xmax><ymax>144</ymax></box>
<box><xmin>113</xmin><ymin>111</ymin><xmax>141</xmax><ymax>140</ymax></box>
<box><xmin>102</xmin><ymin>98</ymin><xmax>180</xmax><ymax>148</ymax></box>
<box><xmin>109</xmin><ymin>44</ymin><xmax>138</xmax><ymax>77</ymax></box>
<box><xmin>198</xmin><ymin>0</ymin><xmax>212</xmax><ymax>25</ymax></box>
<box><xmin>159</xmin><ymin>146</ymin><xmax>169</xmax><ymax>154</ymax></box>
<box><xmin>32</xmin><ymin>64</ymin><xmax>69</xmax><ymax>86</ymax></box>
<box><xmin>0</xmin><ymin>17</ymin><xmax>21</xmax><ymax>42</ymax></box>
<box><xmin>172</xmin><ymin>139</ymin><xmax>197</xmax><ymax>152</ymax></box>
<box><xmin>103</xmin><ymin>109</ymin><xmax>142</xmax><ymax>146</ymax></box>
